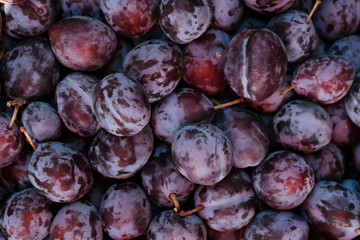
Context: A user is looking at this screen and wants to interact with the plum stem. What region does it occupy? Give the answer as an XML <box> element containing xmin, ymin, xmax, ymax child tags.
<box><xmin>213</xmin><ymin>98</ymin><xmax>244</xmax><ymax>110</ymax></box>
<box><xmin>306</xmin><ymin>0</ymin><xmax>321</xmax><ymax>23</ymax></box>
<box><xmin>355</xmin><ymin>228</ymin><xmax>360</xmax><ymax>235</ymax></box>
<box><xmin>28</xmin><ymin>0</ymin><xmax>46</xmax><ymax>14</ymax></box>
<box><xmin>280</xmin><ymin>84</ymin><xmax>297</xmax><ymax>96</ymax></box>
<box><xmin>179</xmin><ymin>205</ymin><xmax>204</xmax><ymax>217</ymax></box>
<box><xmin>20</xmin><ymin>126</ymin><xmax>37</xmax><ymax>150</ymax></box>
<box><xmin>169</xmin><ymin>193</ymin><xmax>181</xmax><ymax>212</ymax></box>
<box><xmin>6</xmin><ymin>99</ymin><xmax>26</xmax><ymax>130</ymax></box>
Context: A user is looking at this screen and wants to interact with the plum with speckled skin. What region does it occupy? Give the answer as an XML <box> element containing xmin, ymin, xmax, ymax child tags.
<box><xmin>1</xmin><ymin>37</ymin><xmax>60</xmax><ymax>101</ymax></box>
<box><xmin>159</xmin><ymin>0</ymin><xmax>212</xmax><ymax>44</ymax></box>
<box><xmin>59</xmin><ymin>0</ymin><xmax>103</xmax><ymax>20</ymax></box>
<box><xmin>214</xmin><ymin>107</ymin><xmax>269</xmax><ymax>168</ymax></box>
<box><xmin>141</xmin><ymin>144</ymin><xmax>195</xmax><ymax>208</ymax></box>
<box><xmin>291</xmin><ymin>55</ymin><xmax>354</xmax><ymax>105</ymax></box>
<box><xmin>88</xmin><ymin>125</ymin><xmax>153</xmax><ymax>179</ymax></box>
<box><xmin>301</xmin><ymin>180</ymin><xmax>360</xmax><ymax>239</ymax></box>
<box><xmin>92</xmin><ymin>73</ymin><xmax>151</xmax><ymax>137</ymax></box>
<box><xmin>56</xmin><ymin>72</ymin><xmax>102</xmax><ymax>137</ymax></box>
<box><xmin>209</xmin><ymin>0</ymin><xmax>243</xmax><ymax>31</ymax></box>
<box><xmin>0</xmin><ymin>188</ymin><xmax>53</xmax><ymax>240</ymax></box>
<box><xmin>224</xmin><ymin>28</ymin><xmax>287</xmax><ymax>102</ymax></box>
<box><xmin>253</xmin><ymin>150</ymin><xmax>315</xmax><ymax>210</ymax></box>
<box><xmin>328</xmin><ymin>35</ymin><xmax>360</xmax><ymax>73</ymax></box>
<box><xmin>0</xmin><ymin>113</ymin><xmax>24</xmax><ymax>168</ymax></box>
<box><xmin>28</xmin><ymin>141</ymin><xmax>94</xmax><ymax>203</ymax></box>
<box><xmin>273</xmin><ymin>100</ymin><xmax>333</xmax><ymax>153</ymax></box>
<box><xmin>151</xmin><ymin>87</ymin><xmax>214</xmax><ymax>143</ymax></box>
<box><xmin>50</xmin><ymin>200</ymin><xmax>103</xmax><ymax>240</ymax></box>
<box><xmin>2</xmin><ymin>0</ymin><xmax>59</xmax><ymax>38</ymax></box>
<box><xmin>123</xmin><ymin>39</ymin><xmax>183</xmax><ymax>103</ymax></box>
<box><xmin>243</xmin><ymin>0</ymin><xmax>295</xmax><ymax>14</ymax></box>
<box><xmin>49</xmin><ymin>16</ymin><xmax>117</xmax><ymax>71</ymax></box>
<box><xmin>312</xmin><ymin>0</ymin><xmax>360</xmax><ymax>41</ymax></box>
<box><xmin>267</xmin><ymin>10</ymin><xmax>318</xmax><ymax>62</ymax></box>
<box><xmin>100</xmin><ymin>0</ymin><xmax>157</xmax><ymax>38</ymax></box>
<box><xmin>21</xmin><ymin>101</ymin><xmax>61</xmax><ymax>143</ymax></box>
<box><xmin>303</xmin><ymin>142</ymin><xmax>345</xmax><ymax>182</ymax></box>
<box><xmin>183</xmin><ymin>27</ymin><xmax>230</xmax><ymax>96</ymax></box>
<box><xmin>345</xmin><ymin>78</ymin><xmax>360</xmax><ymax>128</ymax></box>
<box><xmin>101</xmin><ymin>182</ymin><xmax>152</xmax><ymax>240</ymax></box>
<box><xmin>147</xmin><ymin>210</ymin><xmax>207</xmax><ymax>240</ymax></box>
<box><xmin>194</xmin><ymin>168</ymin><xmax>257</xmax><ymax>232</ymax></box>
<box><xmin>245</xmin><ymin>210</ymin><xmax>309</xmax><ymax>240</ymax></box>
<box><xmin>172</xmin><ymin>123</ymin><xmax>233</xmax><ymax>186</ymax></box>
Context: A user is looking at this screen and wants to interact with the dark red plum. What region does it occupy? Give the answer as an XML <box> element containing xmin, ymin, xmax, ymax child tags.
<box><xmin>267</xmin><ymin>10</ymin><xmax>318</xmax><ymax>62</ymax></box>
<box><xmin>28</xmin><ymin>141</ymin><xmax>94</xmax><ymax>202</ymax></box>
<box><xmin>99</xmin><ymin>0</ymin><xmax>157</xmax><ymax>38</ymax></box>
<box><xmin>291</xmin><ymin>55</ymin><xmax>355</xmax><ymax>105</ymax></box>
<box><xmin>55</xmin><ymin>72</ymin><xmax>102</xmax><ymax>137</ymax></box>
<box><xmin>183</xmin><ymin>27</ymin><xmax>230</xmax><ymax>96</ymax></box>
<box><xmin>123</xmin><ymin>39</ymin><xmax>183</xmax><ymax>103</ymax></box>
<box><xmin>50</xmin><ymin>200</ymin><xmax>103</xmax><ymax>240</ymax></box>
<box><xmin>151</xmin><ymin>87</ymin><xmax>214</xmax><ymax>143</ymax></box>
<box><xmin>301</xmin><ymin>180</ymin><xmax>360</xmax><ymax>239</ymax></box>
<box><xmin>158</xmin><ymin>0</ymin><xmax>213</xmax><ymax>44</ymax></box>
<box><xmin>209</xmin><ymin>0</ymin><xmax>243</xmax><ymax>31</ymax></box>
<box><xmin>49</xmin><ymin>16</ymin><xmax>117</xmax><ymax>71</ymax></box>
<box><xmin>243</xmin><ymin>0</ymin><xmax>295</xmax><ymax>14</ymax></box>
<box><xmin>1</xmin><ymin>37</ymin><xmax>60</xmax><ymax>101</ymax></box>
<box><xmin>214</xmin><ymin>107</ymin><xmax>269</xmax><ymax>168</ymax></box>
<box><xmin>303</xmin><ymin>142</ymin><xmax>345</xmax><ymax>182</ymax></box>
<box><xmin>253</xmin><ymin>150</ymin><xmax>315</xmax><ymax>210</ymax></box>
<box><xmin>245</xmin><ymin>210</ymin><xmax>309</xmax><ymax>239</ymax></box>
<box><xmin>273</xmin><ymin>100</ymin><xmax>333</xmax><ymax>153</ymax></box>
<box><xmin>92</xmin><ymin>73</ymin><xmax>150</xmax><ymax>137</ymax></box>
<box><xmin>224</xmin><ymin>28</ymin><xmax>287</xmax><ymax>102</ymax></box>
<box><xmin>0</xmin><ymin>112</ymin><xmax>23</xmax><ymax>168</ymax></box>
<box><xmin>88</xmin><ymin>125</ymin><xmax>153</xmax><ymax>179</ymax></box>
<box><xmin>2</xmin><ymin>0</ymin><xmax>59</xmax><ymax>38</ymax></box>
<box><xmin>194</xmin><ymin>168</ymin><xmax>257</xmax><ymax>232</ymax></box>
<box><xmin>172</xmin><ymin>123</ymin><xmax>233</xmax><ymax>186</ymax></box>
<box><xmin>207</xmin><ymin>227</ymin><xmax>245</xmax><ymax>240</ymax></box>
<box><xmin>101</xmin><ymin>182</ymin><xmax>152</xmax><ymax>240</ymax></box>
<box><xmin>325</xmin><ymin>100</ymin><xmax>360</xmax><ymax>147</ymax></box>
<box><xmin>312</xmin><ymin>0</ymin><xmax>360</xmax><ymax>41</ymax></box>
<box><xmin>0</xmin><ymin>188</ymin><xmax>53</xmax><ymax>240</ymax></box>
<box><xmin>0</xmin><ymin>147</ymin><xmax>32</xmax><ymax>193</ymax></box>
<box><xmin>141</xmin><ymin>144</ymin><xmax>195</xmax><ymax>208</ymax></box>
<box><xmin>21</xmin><ymin>101</ymin><xmax>61</xmax><ymax>143</ymax></box>
<box><xmin>147</xmin><ymin>210</ymin><xmax>207</xmax><ymax>240</ymax></box>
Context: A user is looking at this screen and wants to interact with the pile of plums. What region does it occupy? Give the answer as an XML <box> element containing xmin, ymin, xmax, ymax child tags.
<box><xmin>1</xmin><ymin>0</ymin><xmax>360</xmax><ymax>239</ymax></box>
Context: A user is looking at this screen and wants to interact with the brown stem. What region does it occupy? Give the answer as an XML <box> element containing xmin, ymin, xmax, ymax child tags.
<box><xmin>28</xmin><ymin>0</ymin><xmax>46</xmax><ymax>14</ymax></box>
<box><xmin>356</xmin><ymin>228</ymin><xmax>360</xmax><ymax>235</ymax></box>
<box><xmin>6</xmin><ymin>99</ymin><xmax>26</xmax><ymax>130</ymax></box>
<box><xmin>280</xmin><ymin>84</ymin><xmax>297</xmax><ymax>96</ymax></box>
<box><xmin>306</xmin><ymin>0</ymin><xmax>321</xmax><ymax>23</ymax></box>
<box><xmin>20</xmin><ymin>126</ymin><xmax>37</xmax><ymax>150</ymax></box>
<box><xmin>169</xmin><ymin>193</ymin><xmax>181</xmax><ymax>212</ymax></box>
<box><xmin>213</xmin><ymin>98</ymin><xmax>244</xmax><ymax>110</ymax></box>
<box><xmin>179</xmin><ymin>205</ymin><xmax>204</xmax><ymax>217</ymax></box>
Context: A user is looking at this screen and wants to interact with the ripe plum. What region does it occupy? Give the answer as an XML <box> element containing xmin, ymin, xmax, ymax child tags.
<box><xmin>209</xmin><ymin>0</ymin><xmax>243</xmax><ymax>32</ymax></box>
<box><xmin>88</xmin><ymin>125</ymin><xmax>153</xmax><ymax>179</ymax></box>
<box><xmin>243</xmin><ymin>0</ymin><xmax>295</xmax><ymax>14</ymax></box>
<box><xmin>273</xmin><ymin>100</ymin><xmax>333</xmax><ymax>152</ymax></box>
<box><xmin>171</xmin><ymin>123</ymin><xmax>233</xmax><ymax>185</ymax></box>
<box><xmin>252</xmin><ymin>150</ymin><xmax>315</xmax><ymax>209</ymax></box>
<box><xmin>49</xmin><ymin>16</ymin><xmax>117</xmax><ymax>71</ymax></box>
<box><xmin>123</xmin><ymin>39</ymin><xmax>183</xmax><ymax>103</ymax></box>
<box><xmin>59</xmin><ymin>0</ymin><xmax>102</xmax><ymax>20</ymax></box>
<box><xmin>92</xmin><ymin>73</ymin><xmax>151</xmax><ymax>137</ymax></box>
